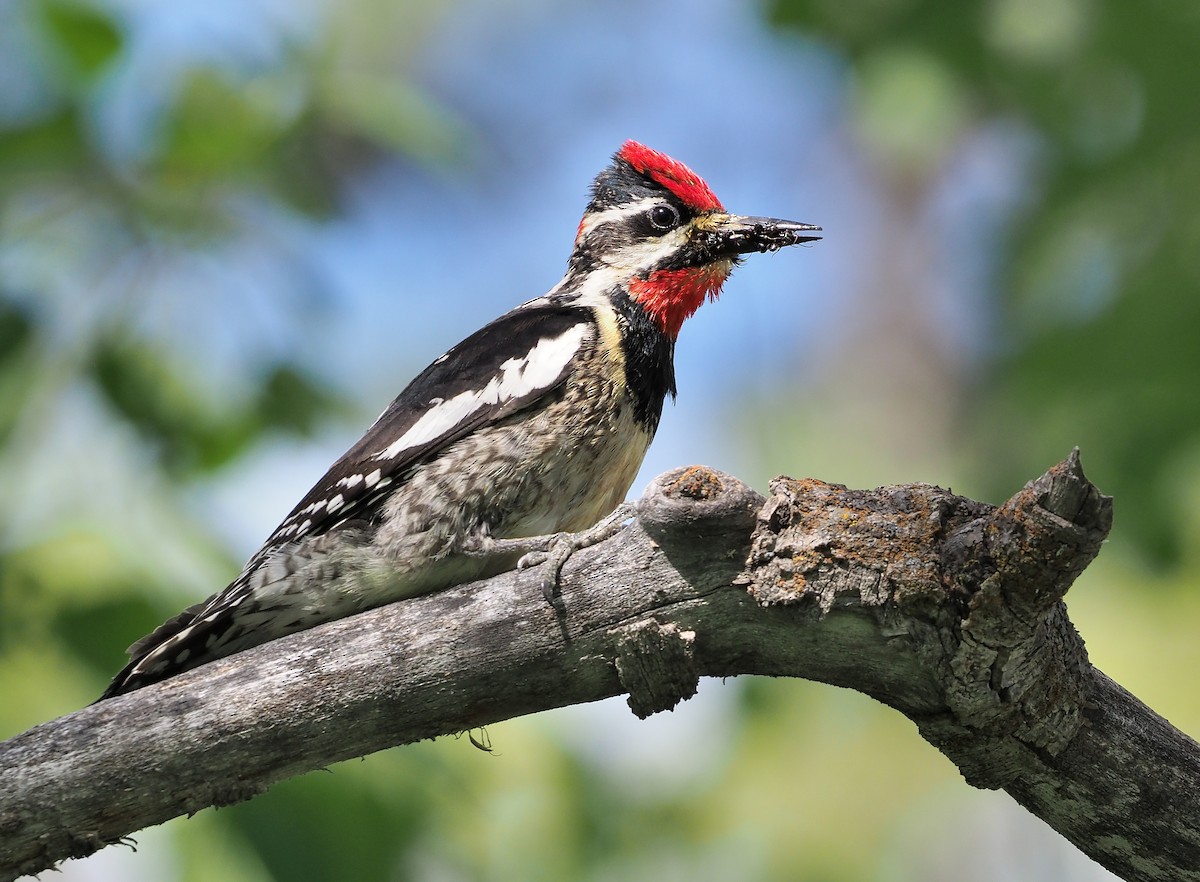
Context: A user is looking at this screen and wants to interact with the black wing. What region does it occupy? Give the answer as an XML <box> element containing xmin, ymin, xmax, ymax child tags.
<box><xmin>252</xmin><ymin>301</ymin><xmax>595</xmax><ymax>559</ymax></box>
<box><xmin>97</xmin><ymin>301</ymin><xmax>598</xmax><ymax>700</ymax></box>
<box><xmin>97</xmin><ymin>301</ymin><xmax>596</xmax><ymax>700</ymax></box>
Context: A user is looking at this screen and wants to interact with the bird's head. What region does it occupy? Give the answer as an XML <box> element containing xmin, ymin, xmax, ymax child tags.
<box><xmin>571</xmin><ymin>140</ymin><xmax>821</xmax><ymax>339</ymax></box>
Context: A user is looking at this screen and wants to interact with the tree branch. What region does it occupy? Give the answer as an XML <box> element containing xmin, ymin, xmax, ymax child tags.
<box><xmin>2</xmin><ymin>453</ymin><xmax>1196</xmax><ymax>882</ymax></box>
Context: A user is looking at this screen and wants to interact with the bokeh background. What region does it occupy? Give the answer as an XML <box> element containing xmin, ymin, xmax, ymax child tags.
<box><xmin>2</xmin><ymin>0</ymin><xmax>1198</xmax><ymax>879</ymax></box>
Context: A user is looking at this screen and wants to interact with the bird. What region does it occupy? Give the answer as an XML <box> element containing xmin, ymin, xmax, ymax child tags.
<box><xmin>99</xmin><ymin>140</ymin><xmax>821</xmax><ymax>699</ymax></box>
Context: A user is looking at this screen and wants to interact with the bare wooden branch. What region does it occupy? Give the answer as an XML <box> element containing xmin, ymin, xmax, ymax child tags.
<box><xmin>1</xmin><ymin>453</ymin><xmax>1196</xmax><ymax>882</ymax></box>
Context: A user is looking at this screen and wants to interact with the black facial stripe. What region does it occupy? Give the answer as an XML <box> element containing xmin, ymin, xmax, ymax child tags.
<box><xmin>626</xmin><ymin>206</ymin><xmax>685</xmax><ymax>238</ymax></box>
<box><xmin>573</xmin><ymin>207</ymin><xmax>700</xmax><ymax>275</ymax></box>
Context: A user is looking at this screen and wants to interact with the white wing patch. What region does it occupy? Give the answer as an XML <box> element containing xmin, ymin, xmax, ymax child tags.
<box><xmin>375</xmin><ymin>322</ymin><xmax>589</xmax><ymax>461</ymax></box>
<box><xmin>260</xmin><ymin>322</ymin><xmax>587</xmax><ymax>549</ymax></box>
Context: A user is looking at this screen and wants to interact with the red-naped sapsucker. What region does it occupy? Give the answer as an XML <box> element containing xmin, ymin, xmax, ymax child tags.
<box><xmin>100</xmin><ymin>141</ymin><xmax>820</xmax><ymax>699</ymax></box>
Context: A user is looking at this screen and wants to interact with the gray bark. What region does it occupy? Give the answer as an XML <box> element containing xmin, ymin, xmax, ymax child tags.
<box><xmin>1</xmin><ymin>453</ymin><xmax>1196</xmax><ymax>882</ymax></box>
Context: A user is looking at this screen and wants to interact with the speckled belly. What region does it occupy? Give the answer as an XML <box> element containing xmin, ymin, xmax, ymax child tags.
<box><xmin>362</xmin><ymin>382</ymin><xmax>653</xmax><ymax>601</ymax></box>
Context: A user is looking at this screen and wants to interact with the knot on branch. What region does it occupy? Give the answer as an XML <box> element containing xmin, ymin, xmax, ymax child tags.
<box><xmin>613</xmin><ymin>620</ymin><xmax>698</xmax><ymax>719</ymax></box>
<box><xmin>739</xmin><ymin>451</ymin><xmax>1112</xmax><ymax>787</ymax></box>
<box><xmin>638</xmin><ymin>466</ymin><xmax>764</xmax><ymax>540</ymax></box>
<box><xmin>636</xmin><ymin>466</ymin><xmax>766</xmax><ymax>591</ymax></box>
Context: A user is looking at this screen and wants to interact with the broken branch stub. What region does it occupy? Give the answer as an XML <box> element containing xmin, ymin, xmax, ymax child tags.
<box><xmin>740</xmin><ymin>451</ymin><xmax>1113</xmax><ymax>786</ymax></box>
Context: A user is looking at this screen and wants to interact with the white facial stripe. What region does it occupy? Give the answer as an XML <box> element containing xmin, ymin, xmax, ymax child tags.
<box><xmin>541</xmin><ymin>258</ymin><xmax>659</xmax><ymax>312</ymax></box>
<box><xmin>575</xmin><ymin>197</ymin><xmax>662</xmax><ymax>239</ymax></box>
<box><xmin>547</xmin><ymin>228</ymin><xmax>692</xmax><ymax>312</ymax></box>
<box><xmin>376</xmin><ymin>323</ymin><xmax>589</xmax><ymax>461</ymax></box>
<box><xmin>598</xmin><ymin>227</ymin><xmax>691</xmax><ymax>274</ymax></box>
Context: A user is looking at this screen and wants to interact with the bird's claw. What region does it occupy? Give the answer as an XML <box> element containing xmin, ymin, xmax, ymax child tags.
<box><xmin>462</xmin><ymin>503</ymin><xmax>636</xmax><ymax>605</ymax></box>
<box><xmin>520</xmin><ymin>534</ymin><xmax>579</xmax><ymax>603</ymax></box>
<box><xmin>533</xmin><ymin>502</ymin><xmax>636</xmax><ymax>602</ymax></box>
<box><xmin>515</xmin><ymin>534</ymin><xmax>565</xmax><ymax>571</ymax></box>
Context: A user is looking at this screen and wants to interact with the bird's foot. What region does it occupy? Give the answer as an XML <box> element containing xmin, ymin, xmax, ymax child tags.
<box><xmin>462</xmin><ymin>502</ymin><xmax>637</xmax><ymax>603</ymax></box>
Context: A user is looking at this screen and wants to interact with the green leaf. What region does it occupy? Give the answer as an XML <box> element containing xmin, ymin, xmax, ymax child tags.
<box><xmin>255</xmin><ymin>363</ymin><xmax>342</xmax><ymax>436</ymax></box>
<box><xmin>0</xmin><ymin>109</ymin><xmax>89</xmax><ymax>180</ymax></box>
<box><xmin>88</xmin><ymin>336</ymin><xmax>232</xmax><ymax>475</ymax></box>
<box><xmin>0</xmin><ymin>299</ymin><xmax>33</xmax><ymax>367</ymax></box>
<box><xmin>0</xmin><ymin>298</ymin><xmax>35</xmax><ymax>447</ymax></box>
<box><xmin>40</xmin><ymin>0</ymin><xmax>123</xmax><ymax>80</ymax></box>
<box><xmin>319</xmin><ymin>71</ymin><xmax>472</xmax><ymax>168</ymax></box>
<box><xmin>89</xmin><ymin>339</ymin><xmax>345</xmax><ymax>476</ymax></box>
<box><xmin>159</xmin><ymin>70</ymin><xmax>290</xmax><ymax>178</ymax></box>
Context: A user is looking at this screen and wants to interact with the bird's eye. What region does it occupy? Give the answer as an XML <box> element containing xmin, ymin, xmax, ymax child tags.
<box><xmin>648</xmin><ymin>204</ymin><xmax>680</xmax><ymax>231</ymax></box>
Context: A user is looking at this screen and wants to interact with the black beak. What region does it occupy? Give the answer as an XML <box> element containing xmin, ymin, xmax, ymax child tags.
<box><xmin>699</xmin><ymin>214</ymin><xmax>822</xmax><ymax>258</ymax></box>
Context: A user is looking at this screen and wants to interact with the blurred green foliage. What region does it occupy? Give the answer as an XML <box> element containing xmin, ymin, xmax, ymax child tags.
<box><xmin>40</xmin><ymin>0</ymin><xmax>122</xmax><ymax>80</ymax></box>
<box><xmin>1</xmin><ymin>0</ymin><xmax>1197</xmax><ymax>880</ymax></box>
<box><xmin>90</xmin><ymin>336</ymin><xmax>342</xmax><ymax>474</ymax></box>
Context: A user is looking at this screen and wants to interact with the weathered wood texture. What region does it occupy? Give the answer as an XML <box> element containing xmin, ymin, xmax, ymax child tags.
<box><xmin>2</xmin><ymin>453</ymin><xmax>1197</xmax><ymax>882</ymax></box>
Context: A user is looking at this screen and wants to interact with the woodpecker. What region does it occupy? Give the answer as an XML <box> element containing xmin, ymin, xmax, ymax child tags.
<box><xmin>99</xmin><ymin>141</ymin><xmax>820</xmax><ymax>699</ymax></box>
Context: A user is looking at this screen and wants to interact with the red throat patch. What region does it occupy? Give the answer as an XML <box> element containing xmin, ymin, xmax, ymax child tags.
<box><xmin>618</xmin><ymin>141</ymin><xmax>724</xmax><ymax>213</ymax></box>
<box><xmin>629</xmin><ymin>262</ymin><xmax>733</xmax><ymax>339</ymax></box>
